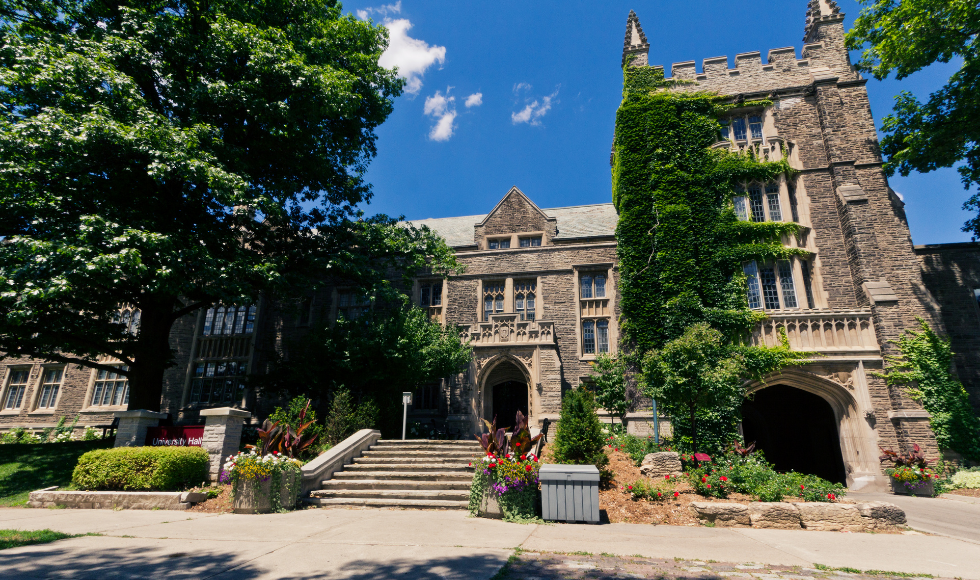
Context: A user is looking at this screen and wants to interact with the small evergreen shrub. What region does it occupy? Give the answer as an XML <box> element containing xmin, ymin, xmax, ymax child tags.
<box><xmin>552</xmin><ymin>388</ymin><xmax>609</xmax><ymax>472</ymax></box>
<box><xmin>72</xmin><ymin>447</ymin><xmax>209</xmax><ymax>491</ymax></box>
<box><xmin>324</xmin><ymin>388</ymin><xmax>379</xmax><ymax>445</ymax></box>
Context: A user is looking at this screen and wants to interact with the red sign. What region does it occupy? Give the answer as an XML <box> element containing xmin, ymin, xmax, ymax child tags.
<box><xmin>145</xmin><ymin>426</ymin><xmax>205</xmax><ymax>447</ymax></box>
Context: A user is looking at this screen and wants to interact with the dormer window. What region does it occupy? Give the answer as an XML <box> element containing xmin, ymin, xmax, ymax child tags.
<box><xmin>488</xmin><ymin>238</ymin><xmax>510</xmax><ymax>250</ymax></box>
<box><xmin>519</xmin><ymin>236</ymin><xmax>542</xmax><ymax>248</ymax></box>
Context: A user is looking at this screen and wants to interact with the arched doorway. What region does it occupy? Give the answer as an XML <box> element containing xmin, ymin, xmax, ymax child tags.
<box><xmin>492</xmin><ymin>381</ymin><xmax>528</xmax><ymax>430</ymax></box>
<box><xmin>481</xmin><ymin>358</ymin><xmax>530</xmax><ymax>430</ymax></box>
<box><xmin>742</xmin><ymin>384</ymin><xmax>847</xmax><ymax>484</ymax></box>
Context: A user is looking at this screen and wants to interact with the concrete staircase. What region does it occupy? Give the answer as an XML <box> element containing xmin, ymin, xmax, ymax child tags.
<box><xmin>309</xmin><ymin>439</ymin><xmax>482</xmax><ymax>509</ymax></box>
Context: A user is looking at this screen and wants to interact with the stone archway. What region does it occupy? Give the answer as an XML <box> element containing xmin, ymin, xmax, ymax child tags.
<box><xmin>745</xmin><ymin>369</ymin><xmax>883</xmax><ymax>491</ymax></box>
<box><xmin>479</xmin><ymin>356</ymin><xmax>531</xmax><ymax>430</ymax></box>
<box><xmin>743</xmin><ymin>385</ymin><xmax>847</xmax><ymax>484</ymax></box>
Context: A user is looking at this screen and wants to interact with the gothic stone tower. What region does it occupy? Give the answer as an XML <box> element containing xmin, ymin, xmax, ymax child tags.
<box><xmin>623</xmin><ymin>1</ymin><xmax>944</xmax><ymax>490</ymax></box>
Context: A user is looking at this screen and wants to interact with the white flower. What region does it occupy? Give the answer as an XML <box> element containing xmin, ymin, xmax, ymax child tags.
<box><xmin>96</xmin><ymin>21</ymin><xmax>107</xmax><ymax>30</ymax></box>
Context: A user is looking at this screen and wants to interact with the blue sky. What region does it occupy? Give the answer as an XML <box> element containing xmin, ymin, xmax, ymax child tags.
<box><xmin>344</xmin><ymin>0</ymin><xmax>970</xmax><ymax>246</ymax></box>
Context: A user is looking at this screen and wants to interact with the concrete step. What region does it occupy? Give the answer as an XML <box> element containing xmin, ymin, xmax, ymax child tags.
<box><xmin>343</xmin><ymin>463</ymin><xmax>473</xmax><ymax>472</ymax></box>
<box><xmin>353</xmin><ymin>456</ymin><xmax>471</xmax><ymax>465</ymax></box>
<box><xmin>311</xmin><ymin>489</ymin><xmax>470</xmax><ymax>501</ymax></box>
<box><xmin>306</xmin><ymin>497</ymin><xmax>469</xmax><ymax>510</ymax></box>
<box><xmin>376</xmin><ymin>440</ymin><xmax>481</xmax><ymax>446</ymax></box>
<box><xmin>320</xmin><ymin>479</ymin><xmax>472</xmax><ymax>490</ymax></box>
<box><xmin>362</xmin><ymin>450</ymin><xmax>480</xmax><ymax>458</ymax></box>
<box><xmin>331</xmin><ymin>471</ymin><xmax>473</xmax><ymax>481</ymax></box>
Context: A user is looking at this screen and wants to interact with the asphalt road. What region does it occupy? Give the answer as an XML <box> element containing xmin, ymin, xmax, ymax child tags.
<box><xmin>851</xmin><ymin>491</ymin><xmax>980</xmax><ymax>544</ymax></box>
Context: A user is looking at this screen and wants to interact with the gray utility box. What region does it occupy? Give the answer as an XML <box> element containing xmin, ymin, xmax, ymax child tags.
<box><xmin>540</xmin><ymin>464</ymin><xmax>600</xmax><ymax>524</ymax></box>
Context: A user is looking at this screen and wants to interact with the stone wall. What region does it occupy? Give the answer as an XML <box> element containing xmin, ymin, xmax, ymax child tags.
<box><xmin>916</xmin><ymin>243</ymin><xmax>980</xmax><ymax>413</ymax></box>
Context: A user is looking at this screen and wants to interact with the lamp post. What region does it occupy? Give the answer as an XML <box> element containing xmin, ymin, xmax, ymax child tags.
<box><xmin>402</xmin><ymin>391</ymin><xmax>413</xmax><ymax>440</ymax></box>
<box><xmin>652</xmin><ymin>398</ymin><xmax>660</xmax><ymax>445</ymax></box>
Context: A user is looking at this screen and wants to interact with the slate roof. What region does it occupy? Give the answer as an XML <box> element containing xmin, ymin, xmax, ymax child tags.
<box><xmin>406</xmin><ymin>203</ymin><xmax>618</xmax><ymax>248</ymax></box>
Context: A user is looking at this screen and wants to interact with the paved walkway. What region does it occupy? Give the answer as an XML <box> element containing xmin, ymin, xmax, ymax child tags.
<box><xmin>1</xmin><ymin>507</ymin><xmax>979</xmax><ymax>579</ymax></box>
<box><xmin>851</xmin><ymin>490</ymin><xmax>980</xmax><ymax>544</ymax></box>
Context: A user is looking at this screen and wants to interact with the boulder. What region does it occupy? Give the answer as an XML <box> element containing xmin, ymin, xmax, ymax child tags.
<box><xmin>639</xmin><ymin>452</ymin><xmax>683</xmax><ymax>478</ymax></box>
<box><xmin>689</xmin><ymin>502</ymin><xmax>751</xmax><ymax>526</ymax></box>
<box><xmin>747</xmin><ymin>502</ymin><xmax>802</xmax><ymax>529</ymax></box>
<box><xmin>856</xmin><ymin>501</ymin><xmax>907</xmax><ymax>529</ymax></box>
<box><xmin>797</xmin><ymin>503</ymin><xmax>866</xmax><ymax>532</ymax></box>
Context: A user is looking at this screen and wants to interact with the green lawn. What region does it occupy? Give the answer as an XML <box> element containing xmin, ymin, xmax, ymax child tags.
<box><xmin>0</xmin><ymin>528</ymin><xmax>82</xmax><ymax>550</ymax></box>
<box><xmin>0</xmin><ymin>439</ymin><xmax>114</xmax><ymax>507</ymax></box>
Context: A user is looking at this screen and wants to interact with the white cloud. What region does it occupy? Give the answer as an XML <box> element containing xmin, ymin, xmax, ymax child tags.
<box><xmin>511</xmin><ymin>86</ymin><xmax>560</xmax><ymax>126</ymax></box>
<box><xmin>377</xmin><ymin>18</ymin><xmax>446</xmax><ymax>95</ymax></box>
<box><xmin>356</xmin><ymin>1</ymin><xmax>401</xmax><ymax>21</ymax></box>
<box><xmin>465</xmin><ymin>93</ymin><xmax>483</xmax><ymax>108</ymax></box>
<box><xmin>424</xmin><ymin>90</ymin><xmax>456</xmax><ymax>141</ymax></box>
<box><xmin>513</xmin><ymin>82</ymin><xmax>532</xmax><ymax>94</ymax></box>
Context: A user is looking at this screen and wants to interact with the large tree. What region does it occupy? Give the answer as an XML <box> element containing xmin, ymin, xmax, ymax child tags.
<box><xmin>845</xmin><ymin>0</ymin><xmax>980</xmax><ymax>236</ymax></box>
<box><xmin>0</xmin><ymin>0</ymin><xmax>454</xmax><ymax>410</ymax></box>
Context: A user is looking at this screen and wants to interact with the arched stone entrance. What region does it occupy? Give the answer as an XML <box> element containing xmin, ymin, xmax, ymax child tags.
<box><xmin>480</xmin><ymin>357</ymin><xmax>531</xmax><ymax>430</ymax></box>
<box><xmin>743</xmin><ymin>385</ymin><xmax>847</xmax><ymax>484</ymax></box>
<box><xmin>745</xmin><ymin>369</ymin><xmax>884</xmax><ymax>490</ymax></box>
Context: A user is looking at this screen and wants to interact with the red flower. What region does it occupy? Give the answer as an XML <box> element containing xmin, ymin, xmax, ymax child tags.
<box><xmin>707</xmin><ymin>484</ymin><xmax>712</xmax><ymax>489</ymax></box>
<box><xmin>521</xmin><ymin>454</ymin><xmax>527</xmax><ymax>460</ymax></box>
<box><xmin>488</xmin><ymin>463</ymin><xmax>496</xmax><ymax>469</ymax></box>
<box><xmin>664</xmin><ymin>475</ymin><xmax>669</xmax><ymax>480</ymax></box>
<box><xmin>525</xmin><ymin>465</ymin><xmax>532</xmax><ymax>472</ymax></box>
<box><xmin>720</xmin><ymin>476</ymin><xmax>728</xmax><ymax>482</ymax></box>
<box><xmin>657</xmin><ymin>492</ymin><xmax>662</xmax><ymax>497</ymax></box>
<box><xmin>468</xmin><ymin>462</ymin><xmax>472</xmax><ymax>467</ymax></box>
<box><xmin>609</xmin><ymin>445</ymin><xmax>613</xmax><ymax>448</ymax></box>
<box><xmin>628</xmin><ymin>485</ymin><xmax>633</xmax><ymax>490</ymax></box>
<box><xmin>515</xmin><ymin>443</ymin><xmax>521</xmax><ymax>448</ymax></box>
<box><xmin>800</xmin><ymin>485</ymin><xmax>805</xmax><ymax>490</ymax></box>
<box><xmin>673</xmin><ymin>492</ymin><xmax>679</xmax><ymax>498</ymax></box>
<box><xmin>701</xmin><ymin>476</ymin><xmax>707</xmax><ymax>483</ymax></box>
<box><xmin>828</xmin><ymin>493</ymin><xmax>835</xmax><ymax>500</ymax></box>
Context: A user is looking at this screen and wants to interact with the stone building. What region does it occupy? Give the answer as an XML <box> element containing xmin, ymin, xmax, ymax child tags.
<box><xmin>1</xmin><ymin>1</ymin><xmax>978</xmax><ymax>491</ymax></box>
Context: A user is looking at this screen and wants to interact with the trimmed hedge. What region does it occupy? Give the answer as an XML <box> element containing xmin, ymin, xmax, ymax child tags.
<box><xmin>72</xmin><ymin>446</ymin><xmax>209</xmax><ymax>491</ymax></box>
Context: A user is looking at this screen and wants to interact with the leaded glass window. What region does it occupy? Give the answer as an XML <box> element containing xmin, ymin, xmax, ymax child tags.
<box><xmin>744</xmin><ymin>260</ymin><xmax>801</xmax><ymax>311</ymax></box>
<box><xmin>90</xmin><ymin>367</ymin><xmax>129</xmax><ymax>407</ymax></box>
<box><xmin>3</xmin><ymin>369</ymin><xmax>29</xmax><ymax>410</ymax></box>
<box><xmin>732</xmin><ymin>117</ymin><xmax>747</xmax><ymax>140</ymax></box>
<box><xmin>765</xmin><ymin>182</ymin><xmax>783</xmax><ymax>222</ymax></box>
<box><xmin>778</xmin><ymin>260</ymin><xmax>798</xmax><ymax>308</ymax></box>
<box><xmin>37</xmin><ymin>368</ymin><xmax>63</xmax><ymax>409</ymax></box>
<box><xmin>749</xmin><ymin>115</ymin><xmax>763</xmax><ymax>140</ymax></box>
<box><xmin>515</xmin><ymin>280</ymin><xmax>536</xmax><ymax>321</ymax></box>
<box><xmin>597</xmin><ymin>320</ymin><xmax>609</xmax><ymax>354</ymax></box>
<box><xmin>744</xmin><ymin>262</ymin><xmax>762</xmax><ymax>310</ymax></box>
<box><xmin>582</xmin><ymin>320</ymin><xmax>596</xmax><ymax>355</ymax></box>
<box><xmin>189</xmin><ymin>361</ymin><xmax>247</xmax><ymax>406</ymax></box>
<box><xmin>483</xmin><ymin>282</ymin><xmax>505</xmax><ymax>321</ymax></box>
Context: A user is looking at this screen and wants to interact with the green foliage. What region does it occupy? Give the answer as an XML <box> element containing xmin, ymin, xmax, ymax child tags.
<box><xmin>72</xmin><ymin>446</ymin><xmax>209</xmax><ymax>491</ymax></box>
<box><xmin>845</xmin><ymin>0</ymin><xmax>980</xmax><ymax>238</ymax></box>
<box><xmin>0</xmin><ymin>438</ymin><xmax>113</xmax><ymax>506</ymax></box>
<box><xmin>684</xmin><ymin>451</ymin><xmax>846</xmax><ymax>502</ymax></box>
<box><xmin>607</xmin><ymin>433</ymin><xmax>659</xmax><ymax>466</ymax></box>
<box><xmin>323</xmin><ymin>388</ymin><xmax>379</xmax><ymax>446</ymax></box>
<box><xmin>621</xmin><ymin>477</ymin><xmax>677</xmax><ymax>501</ymax></box>
<box><xmin>0</xmin><ymin>529</ymin><xmax>79</xmax><ymax>550</ymax></box>
<box><xmin>586</xmin><ymin>354</ymin><xmax>631</xmax><ymax>426</ymax></box>
<box><xmin>876</xmin><ymin>319</ymin><xmax>980</xmax><ymax>461</ymax></box>
<box><xmin>266</xmin><ymin>396</ymin><xmax>324</xmax><ymax>459</ymax></box>
<box><xmin>264</xmin><ymin>303</ymin><xmax>470</xmax><ymax>437</ymax></box>
<box><xmin>951</xmin><ymin>468</ymin><xmax>980</xmax><ymax>488</ymax></box>
<box><xmin>613</xmin><ymin>67</ymin><xmax>812</xmax><ymax>453</ymax></box>
<box><xmin>552</xmin><ymin>389</ymin><xmax>609</xmax><ymax>472</ymax></box>
<box><xmin>643</xmin><ymin>324</ymin><xmax>811</xmax><ymax>453</ymax></box>
<box><xmin>81</xmin><ymin>428</ymin><xmax>101</xmax><ymax>442</ymax></box>
<box><xmin>0</xmin><ymin>0</ymin><xmax>459</xmax><ymax>410</ymax></box>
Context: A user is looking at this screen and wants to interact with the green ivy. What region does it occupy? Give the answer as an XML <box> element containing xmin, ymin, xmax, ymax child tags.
<box><xmin>877</xmin><ymin>319</ymin><xmax>980</xmax><ymax>462</ymax></box>
<box><xmin>613</xmin><ymin>66</ymin><xmax>811</xmax><ymax>450</ymax></box>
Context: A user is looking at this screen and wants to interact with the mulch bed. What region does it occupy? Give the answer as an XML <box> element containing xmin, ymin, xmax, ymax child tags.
<box><xmin>945</xmin><ymin>487</ymin><xmax>980</xmax><ymax>498</ymax></box>
<box><xmin>187</xmin><ymin>484</ymin><xmax>233</xmax><ymax>513</ymax></box>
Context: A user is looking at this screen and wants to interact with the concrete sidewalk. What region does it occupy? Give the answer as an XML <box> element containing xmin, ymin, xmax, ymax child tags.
<box><xmin>1</xmin><ymin>507</ymin><xmax>978</xmax><ymax>579</ymax></box>
<box><xmin>850</xmin><ymin>490</ymin><xmax>980</xmax><ymax>544</ymax></box>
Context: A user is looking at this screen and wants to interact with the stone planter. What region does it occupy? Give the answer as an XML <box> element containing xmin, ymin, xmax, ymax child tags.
<box><xmin>890</xmin><ymin>477</ymin><xmax>935</xmax><ymax>497</ymax></box>
<box><xmin>476</xmin><ymin>485</ymin><xmax>503</xmax><ymax>519</ymax></box>
<box><xmin>233</xmin><ymin>473</ymin><xmax>299</xmax><ymax>514</ymax></box>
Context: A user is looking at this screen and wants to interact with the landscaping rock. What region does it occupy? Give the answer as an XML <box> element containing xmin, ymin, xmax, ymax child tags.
<box><xmin>27</xmin><ymin>490</ymin><xmax>197</xmax><ymax>510</ymax></box>
<box><xmin>747</xmin><ymin>502</ymin><xmax>802</xmax><ymax>529</ymax></box>
<box><xmin>689</xmin><ymin>502</ymin><xmax>750</xmax><ymax>526</ymax></box>
<box><xmin>855</xmin><ymin>501</ymin><xmax>907</xmax><ymax>529</ymax></box>
<box><xmin>639</xmin><ymin>452</ymin><xmax>683</xmax><ymax>478</ymax></box>
<box><xmin>797</xmin><ymin>503</ymin><xmax>866</xmax><ymax>532</ymax></box>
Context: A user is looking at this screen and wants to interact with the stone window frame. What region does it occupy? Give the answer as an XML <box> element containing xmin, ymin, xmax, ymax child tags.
<box><xmin>573</xmin><ymin>263</ymin><xmax>617</xmax><ymax>361</ymax></box>
<box><xmin>28</xmin><ymin>364</ymin><xmax>66</xmax><ymax>414</ymax></box>
<box><xmin>718</xmin><ymin>106</ymin><xmax>773</xmax><ymax>145</ymax></box>
<box><xmin>744</xmin><ymin>258</ymin><xmax>810</xmax><ymax>312</ymax></box>
<box><xmin>416</xmin><ymin>279</ymin><xmax>446</xmax><ymax>324</ymax></box>
<box><xmin>178</xmin><ymin>301</ymin><xmax>262</xmax><ymax>410</ymax></box>
<box><xmin>0</xmin><ymin>365</ymin><xmax>32</xmax><ymax>414</ymax></box>
<box><xmin>482</xmin><ymin>280</ymin><xmax>506</xmax><ymax>321</ymax></box>
<box><xmin>734</xmin><ymin>180</ymin><xmax>787</xmax><ymax>223</ymax></box>
<box><xmin>476</xmin><ymin>276</ymin><xmax>546</xmax><ymax>323</ymax></box>
<box><xmin>482</xmin><ymin>230</ymin><xmax>548</xmax><ymax>251</ymax></box>
<box><xmin>82</xmin><ymin>363</ymin><xmax>131</xmax><ymax>411</ymax></box>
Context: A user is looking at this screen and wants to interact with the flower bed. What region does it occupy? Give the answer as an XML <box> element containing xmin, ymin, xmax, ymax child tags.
<box><xmin>221</xmin><ymin>451</ymin><xmax>301</xmax><ymax>514</ymax></box>
<box><xmin>468</xmin><ymin>450</ymin><xmax>541</xmax><ymax>522</ymax></box>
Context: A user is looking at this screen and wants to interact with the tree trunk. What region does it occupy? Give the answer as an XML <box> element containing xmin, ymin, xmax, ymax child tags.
<box><xmin>690</xmin><ymin>404</ymin><xmax>698</xmax><ymax>454</ymax></box>
<box><xmin>126</xmin><ymin>298</ymin><xmax>179</xmax><ymax>412</ymax></box>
